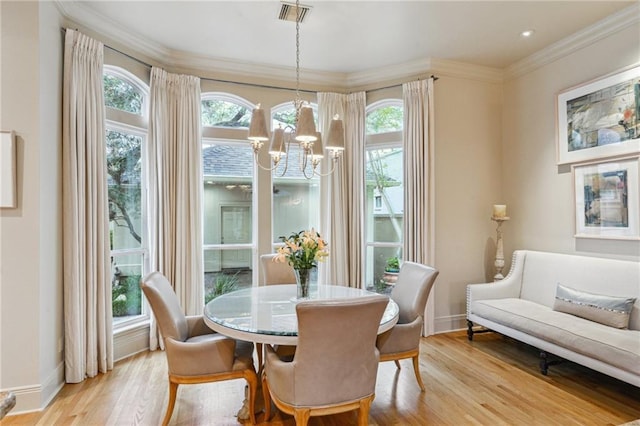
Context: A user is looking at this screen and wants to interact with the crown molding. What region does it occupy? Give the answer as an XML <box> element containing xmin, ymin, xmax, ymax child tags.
<box><xmin>56</xmin><ymin>0</ymin><xmax>505</xmax><ymax>90</ymax></box>
<box><xmin>427</xmin><ymin>58</ymin><xmax>504</xmax><ymax>84</ymax></box>
<box><xmin>166</xmin><ymin>49</ymin><xmax>351</xmax><ymax>90</ymax></box>
<box><xmin>55</xmin><ymin>0</ymin><xmax>170</xmax><ymax>63</ymax></box>
<box><xmin>506</xmin><ymin>3</ymin><xmax>640</xmax><ymax>80</ymax></box>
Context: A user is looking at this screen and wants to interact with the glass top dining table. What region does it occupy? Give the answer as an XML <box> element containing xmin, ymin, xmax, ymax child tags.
<box><xmin>203</xmin><ymin>284</ymin><xmax>399</xmax><ymax>346</ymax></box>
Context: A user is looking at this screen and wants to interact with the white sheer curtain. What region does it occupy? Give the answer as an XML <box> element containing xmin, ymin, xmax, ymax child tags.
<box><xmin>318</xmin><ymin>92</ymin><xmax>366</xmax><ymax>287</ymax></box>
<box><xmin>403</xmin><ymin>79</ymin><xmax>436</xmax><ymax>335</ymax></box>
<box><xmin>148</xmin><ymin>67</ymin><xmax>204</xmax><ymax>350</ymax></box>
<box><xmin>62</xmin><ymin>29</ymin><xmax>113</xmax><ymax>383</ymax></box>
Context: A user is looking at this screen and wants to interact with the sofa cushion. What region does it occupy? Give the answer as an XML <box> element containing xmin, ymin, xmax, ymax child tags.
<box><xmin>470</xmin><ymin>298</ymin><xmax>640</xmax><ymax>375</ymax></box>
<box><xmin>553</xmin><ymin>284</ymin><xmax>636</xmax><ymax>329</ymax></box>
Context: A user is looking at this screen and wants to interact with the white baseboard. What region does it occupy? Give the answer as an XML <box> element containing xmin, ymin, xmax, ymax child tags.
<box><xmin>434</xmin><ymin>314</ymin><xmax>467</xmax><ymax>334</ymax></box>
<box><xmin>114</xmin><ymin>323</ymin><xmax>150</xmax><ymax>362</ymax></box>
<box><xmin>2</xmin><ymin>361</ymin><xmax>64</xmax><ymax>415</ymax></box>
<box><xmin>41</xmin><ymin>362</ymin><xmax>65</xmax><ymax>409</ymax></box>
<box><xmin>4</xmin><ymin>326</ymin><xmax>149</xmax><ymax>416</ymax></box>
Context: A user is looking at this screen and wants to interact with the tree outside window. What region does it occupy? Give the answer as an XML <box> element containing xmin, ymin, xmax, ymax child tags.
<box><xmin>104</xmin><ymin>70</ymin><xmax>148</xmax><ymax>324</ymax></box>
<box><xmin>364</xmin><ymin>103</ymin><xmax>404</xmax><ymax>293</ymax></box>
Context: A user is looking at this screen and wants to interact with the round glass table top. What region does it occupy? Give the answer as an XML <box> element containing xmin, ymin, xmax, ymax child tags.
<box><xmin>203</xmin><ymin>284</ymin><xmax>399</xmax><ymax>345</ymax></box>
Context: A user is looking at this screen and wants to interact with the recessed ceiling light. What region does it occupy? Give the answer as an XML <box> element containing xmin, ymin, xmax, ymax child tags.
<box><xmin>520</xmin><ymin>29</ymin><xmax>535</xmax><ymax>38</ymax></box>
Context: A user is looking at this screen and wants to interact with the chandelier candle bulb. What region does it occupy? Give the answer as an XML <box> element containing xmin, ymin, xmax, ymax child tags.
<box><xmin>493</xmin><ymin>204</ymin><xmax>507</xmax><ymax>219</ymax></box>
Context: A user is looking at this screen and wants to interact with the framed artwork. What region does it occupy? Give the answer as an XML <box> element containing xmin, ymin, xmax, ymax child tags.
<box><xmin>573</xmin><ymin>156</ymin><xmax>639</xmax><ymax>240</ymax></box>
<box><xmin>0</xmin><ymin>130</ymin><xmax>16</xmax><ymax>208</ymax></box>
<box><xmin>557</xmin><ymin>64</ymin><xmax>640</xmax><ymax>165</ymax></box>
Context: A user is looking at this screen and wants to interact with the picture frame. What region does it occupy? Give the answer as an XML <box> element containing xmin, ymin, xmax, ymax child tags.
<box><xmin>573</xmin><ymin>156</ymin><xmax>639</xmax><ymax>240</ymax></box>
<box><xmin>557</xmin><ymin>64</ymin><xmax>640</xmax><ymax>165</ymax></box>
<box><xmin>0</xmin><ymin>130</ymin><xmax>16</xmax><ymax>208</ymax></box>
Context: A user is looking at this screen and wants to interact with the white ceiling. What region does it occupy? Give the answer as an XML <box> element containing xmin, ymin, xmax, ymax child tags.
<box><xmin>63</xmin><ymin>1</ymin><xmax>633</xmax><ymax>74</ymax></box>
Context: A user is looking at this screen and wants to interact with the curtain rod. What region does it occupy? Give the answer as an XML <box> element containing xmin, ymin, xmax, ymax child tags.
<box><xmin>62</xmin><ymin>27</ymin><xmax>438</xmax><ymax>94</ymax></box>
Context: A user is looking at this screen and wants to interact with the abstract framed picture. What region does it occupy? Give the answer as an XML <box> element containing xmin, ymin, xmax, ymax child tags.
<box><xmin>0</xmin><ymin>130</ymin><xmax>16</xmax><ymax>208</ymax></box>
<box><xmin>573</xmin><ymin>156</ymin><xmax>639</xmax><ymax>240</ymax></box>
<box><xmin>557</xmin><ymin>64</ymin><xmax>640</xmax><ymax>165</ymax></box>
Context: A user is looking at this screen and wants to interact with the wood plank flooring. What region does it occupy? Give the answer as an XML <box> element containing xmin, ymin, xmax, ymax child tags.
<box><xmin>3</xmin><ymin>331</ymin><xmax>639</xmax><ymax>425</ymax></box>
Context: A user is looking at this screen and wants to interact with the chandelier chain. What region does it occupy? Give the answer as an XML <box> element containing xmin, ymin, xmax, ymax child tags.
<box><xmin>295</xmin><ymin>0</ymin><xmax>302</xmax><ymax>119</ymax></box>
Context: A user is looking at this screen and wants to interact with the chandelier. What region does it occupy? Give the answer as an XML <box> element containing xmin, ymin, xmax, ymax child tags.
<box><xmin>247</xmin><ymin>0</ymin><xmax>345</xmax><ymax>179</ymax></box>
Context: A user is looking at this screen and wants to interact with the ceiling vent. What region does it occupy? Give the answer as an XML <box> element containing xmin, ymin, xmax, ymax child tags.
<box><xmin>278</xmin><ymin>2</ymin><xmax>311</xmax><ymax>23</ymax></box>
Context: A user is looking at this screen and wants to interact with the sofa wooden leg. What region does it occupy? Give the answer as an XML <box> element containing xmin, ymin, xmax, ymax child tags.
<box><xmin>539</xmin><ymin>350</ymin><xmax>562</xmax><ymax>375</ymax></box>
<box><xmin>467</xmin><ymin>320</ymin><xmax>474</xmax><ymax>341</ymax></box>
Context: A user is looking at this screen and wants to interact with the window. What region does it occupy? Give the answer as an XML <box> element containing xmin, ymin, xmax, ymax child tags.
<box><xmin>364</xmin><ymin>100</ymin><xmax>404</xmax><ymax>293</ymax></box>
<box><xmin>270</xmin><ymin>103</ymin><xmax>321</xmax><ymax>246</ymax></box>
<box><xmin>202</xmin><ymin>94</ymin><xmax>251</xmax><ymax>128</ymax></box>
<box><xmin>104</xmin><ymin>67</ymin><xmax>149</xmax><ymax>327</ymax></box>
<box><xmin>202</xmin><ymin>94</ymin><xmax>256</xmax><ymax>300</ymax></box>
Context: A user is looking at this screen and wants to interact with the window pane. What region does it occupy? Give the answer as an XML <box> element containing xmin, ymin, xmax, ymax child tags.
<box><xmin>111</xmin><ymin>253</ymin><xmax>143</xmax><ymax>323</ymax></box>
<box><xmin>203</xmin><ymin>143</ymin><xmax>254</xmax><ymax>245</ymax></box>
<box><xmin>366</xmin><ymin>105</ymin><xmax>403</xmax><ymax>134</ymax></box>
<box><xmin>107</xmin><ymin>130</ymin><xmax>143</xmax><ymax>250</ymax></box>
<box><xmin>273</xmin><ymin>176</ymin><xmax>320</xmax><ymax>242</ymax></box>
<box><xmin>365</xmin><ymin>148</ymin><xmax>403</xmax><ymax>243</ymax></box>
<box><xmin>364</xmin><ymin>246</ymin><xmax>402</xmax><ymax>293</ymax></box>
<box><xmin>204</xmin><ymin>249</ymin><xmax>253</xmax><ymax>303</ymax></box>
<box><xmin>202</xmin><ymin>100</ymin><xmax>251</xmax><ymax>128</ymax></box>
<box><xmin>104</xmin><ymin>74</ymin><xmax>143</xmax><ymax>115</ymax></box>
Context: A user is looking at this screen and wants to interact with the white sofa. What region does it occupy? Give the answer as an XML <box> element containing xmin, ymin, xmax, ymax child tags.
<box><xmin>466</xmin><ymin>250</ymin><xmax>640</xmax><ymax>387</ymax></box>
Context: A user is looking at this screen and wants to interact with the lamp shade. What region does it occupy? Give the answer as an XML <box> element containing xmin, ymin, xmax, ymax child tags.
<box><xmin>248</xmin><ymin>105</ymin><xmax>269</xmax><ymax>141</ymax></box>
<box><xmin>295</xmin><ymin>105</ymin><xmax>318</xmax><ymax>143</ymax></box>
<box><xmin>325</xmin><ymin>115</ymin><xmax>345</xmax><ymax>150</ymax></box>
<box><xmin>311</xmin><ymin>132</ymin><xmax>323</xmax><ymax>158</ymax></box>
<box><xmin>269</xmin><ymin>127</ymin><xmax>286</xmax><ymax>156</ymax></box>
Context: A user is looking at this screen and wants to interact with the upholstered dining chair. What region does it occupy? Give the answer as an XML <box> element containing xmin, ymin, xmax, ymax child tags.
<box><xmin>262</xmin><ymin>295</ymin><xmax>389</xmax><ymax>426</ymax></box>
<box><xmin>260</xmin><ymin>253</ymin><xmax>296</xmax><ymax>285</ymax></box>
<box><xmin>257</xmin><ymin>253</ymin><xmax>297</xmax><ymax>367</ymax></box>
<box><xmin>376</xmin><ymin>261</ymin><xmax>439</xmax><ymax>391</ymax></box>
<box><xmin>140</xmin><ymin>272</ymin><xmax>258</xmax><ymax>425</ymax></box>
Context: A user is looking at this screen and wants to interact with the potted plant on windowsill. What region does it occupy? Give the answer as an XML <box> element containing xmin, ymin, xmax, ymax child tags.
<box><xmin>383</xmin><ymin>257</ymin><xmax>400</xmax><ymax>285</ymax></box>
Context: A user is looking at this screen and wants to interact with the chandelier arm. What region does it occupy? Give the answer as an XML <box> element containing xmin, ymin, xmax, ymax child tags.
<box><xmin>252</xmin><ymin>149</ymin><xmax>283</xmax><ymax>172</ymax></box>
<box><xmin>312</xmin><ymin>157</ymin><xmax>340</xmax><ymax>177</ymax></box>
<box><xmin>274</xmin><ymin>126</ymin><xmax>296</xmax><ymax>178</ymax></box>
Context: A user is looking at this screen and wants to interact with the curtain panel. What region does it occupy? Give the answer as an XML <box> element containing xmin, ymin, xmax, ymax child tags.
<box><xmin>148</xmin><ymin>68</ymin><xmax>204</xmax><ymax>350</ymax></box>
<box><xmin>62</xmin><ymin>29</ymin><xmax>113</xmax><ymax>383</ymax></box>
<box><xmin>402</xmin><ymin>79</ymin><xmax>436</xmax><ymax>335</ymax></box>
<box><xmin>318</xmin><ymin>92</ymin><xmax>366</xmax><ymax>288</ymax></box>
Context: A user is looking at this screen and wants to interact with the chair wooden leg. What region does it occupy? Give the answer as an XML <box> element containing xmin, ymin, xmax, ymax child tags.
<box><xmin>256</xmin><ymin>343</ymin><xmax>263</xmax><ymax>372</ymax></box>
<box><xmin>162</xmin><ymin>381</ymin><xmax>178</xmax><ymax>426</ymax></box>
<box><xmin>245</xmin><ymin>370</ymin><xmax>258</xmax><ymax>425</ymax></box>
<box><xmin>412</xmin><ymin>354</ymin><xmax>425</xmax><ymax>392</ymax></box>
<box><xmin>293</xmin><ymin>408</ymin><xmax>311</xmax><ymax>426</ymax></box>
<box><xmin>357</xmin><ymin>396</ymin><xmax>373</xmax><ymax>426</ymax></box>
<box><xmin>262</xmin><ymin>372</ymin><xmax>271</xmax><ymax>421</ymax></box>
<box><xmin>394</xmin><ymin>359</ymin><xmax>401</xmax><ymax>370</ymax></box>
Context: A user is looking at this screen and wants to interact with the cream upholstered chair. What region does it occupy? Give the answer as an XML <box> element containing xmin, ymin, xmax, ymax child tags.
<box><xmin>262</xmin><ymin>295</ymin><xmax>389</xmax><ymax>426</ymax></box>
<box><xmin>260</xmin><ymin>253</ymin><xmax>296</xmax><ymax>285</ymax></box>
<box><xmin>140</xmin><ymin>272</ymin><xmax>258</xmax><ymax>425</ymax></box>
<box><xmin>257</xmin><ymin>253</ymin><xmax>297</xmax><ymax>367</ymax></box>
<box><xmin>376</xmin><ymin>261</ymin><xmax>439</xmax><ymax>391</ymax></box>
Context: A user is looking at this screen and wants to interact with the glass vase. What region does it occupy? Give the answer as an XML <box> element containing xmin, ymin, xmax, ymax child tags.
<box><xmin>294</xmin><ymin>268</ymin><xmax>311</xmax><ymax>299</ymax></box>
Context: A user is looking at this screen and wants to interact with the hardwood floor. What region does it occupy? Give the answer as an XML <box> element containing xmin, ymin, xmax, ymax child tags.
<box><xmin>3</xmin><ymin>331</ymin><xmax>639</xmax><ymax>425</ymax></box>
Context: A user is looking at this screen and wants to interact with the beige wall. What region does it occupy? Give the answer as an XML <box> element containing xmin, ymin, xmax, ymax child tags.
<box><xmin>433</xmin><ymin>76</ymin><xmax>504</xmax><ymax>332</ymax></box>
<box><xmin>0</xmin><ymin>0</ymin><xmax>64</xmax><ymax>411</ymax></box>
<box><xmin>503</xmin><ymin>23</ymin><xmax>640</xmax><ymax>262</ymax></box>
